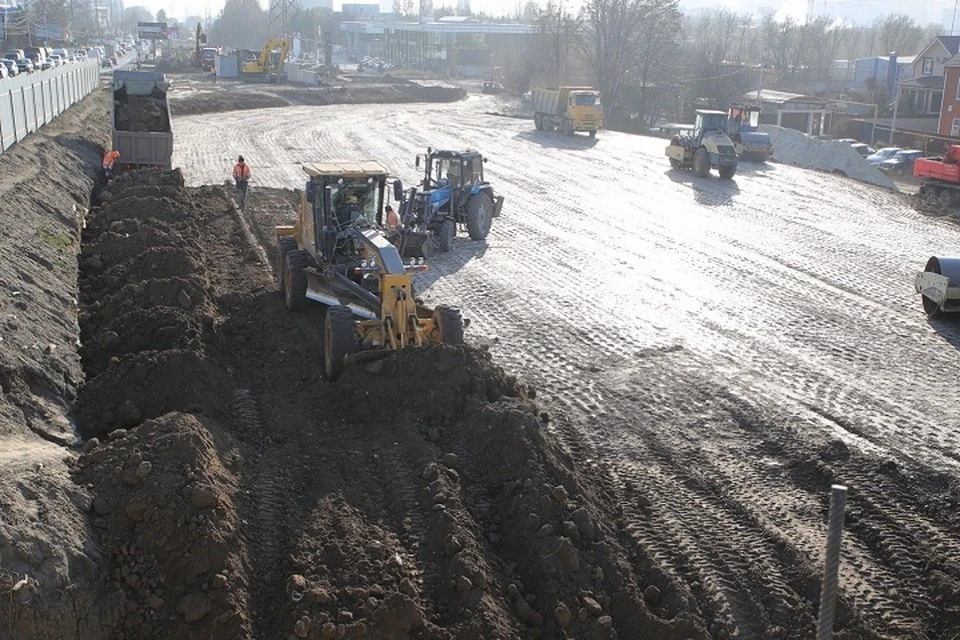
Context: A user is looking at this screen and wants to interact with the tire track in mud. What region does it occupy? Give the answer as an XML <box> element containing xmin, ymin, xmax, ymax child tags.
<box><xmin>175</xmin><ymin>98</ymin><xmax>960</xmax><ymax>637</ymax></box>
<box><xmin>229</xmin><ymin>377</ymin><xmax>292</xmax><ymax>639</ymax></box>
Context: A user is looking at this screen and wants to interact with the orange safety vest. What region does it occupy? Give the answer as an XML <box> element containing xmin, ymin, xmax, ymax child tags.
<box><xmin>233</xmin><ymin>162</ymin><xmax>251</xmax><ymax>180</ymax></box>
<box><xmin>102</xmin><ymin>150</ymin><xmax>119</xmax><ymax>169</ymax></box>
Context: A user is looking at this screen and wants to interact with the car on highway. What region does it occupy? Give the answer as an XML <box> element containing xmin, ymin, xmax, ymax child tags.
<box><xmin>865</xmin><ymin>147</ymin><xmax>902</xmax><ymax>166</ymax></box>
<box><xmin>0</xmin><ymin>64</ymin><xmax>7</xmax><ymax>80</ymax></box>
<box><xmin>49</xmin><ymin>54</ymin><xmax>63</xmax><ymax>67</ymax></box>
<box><xmin>0</xmin><ymin>58</ymin><xmax>18</xmax><ymax>77</ymax></box>
<box><xmin>15</xmin><ymin>57</ymin><xmax>34</xmax><ymax>74</ymax></box>
<box><xmin>879</xmin><ymin>149</ymin><xmax>924</xmax><ymax>175</ymax></box>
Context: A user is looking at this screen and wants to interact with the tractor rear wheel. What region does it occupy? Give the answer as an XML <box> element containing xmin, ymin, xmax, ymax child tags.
<box><xmin>277</xmin><ymin>237</ymin><xmax>297</xmax><ymax>290</ymax></box>
<box><xmin>437</xmin><ymin>218</ymin><xmax>456</xmax><ymax>252</ymax></box>
<box><xmin>434</xmin><ymin>306</ymin><xmax>464</xmax><ymax>345</ymax></box>
<box><xmin>324</xmin><ymin>305</ymin><xmax>356</xmax><ymax>381</ymax></box>
<box><xmin>466</xmin><ymin>193</ymin><xmax>493</xmax><ymax>240</ymax></box>
<box><xmin>694</xmin><ymin>147</ymin><xmax>710</xmax><ymax>178</ymax></box>
<box><xmin>719</xmin><ymin>165</ymin><xmax>737</xmax><ymax>180</ymax></box>
<box><xmin>284</xmin><ymin>250</ymin><xmax>309</xmax><ymax>311</ymax></box>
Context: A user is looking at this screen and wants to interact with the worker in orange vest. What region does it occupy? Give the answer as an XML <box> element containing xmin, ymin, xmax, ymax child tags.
<box><xmin>102</xmin><ymin>149</ymin><xmax>120</xmax><ymax>182</ymax></box>
<box><xmin>233</xmin><ymin>156</ymin><xmax>251</xmax><ymax>208</ymax></box>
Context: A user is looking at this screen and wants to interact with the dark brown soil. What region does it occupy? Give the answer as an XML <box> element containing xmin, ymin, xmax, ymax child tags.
<box><xmin>168</xmin><ymin>81</ymin><xmax>466</xmax><ymax>117</ymax></box>
<box><xmin>114</xmin><ymin>94</ymin><xmax>170</xmax><ymax>133</ymax></box>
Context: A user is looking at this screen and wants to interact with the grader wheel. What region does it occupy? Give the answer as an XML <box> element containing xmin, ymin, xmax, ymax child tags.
<box><xmin>324</xmin><ymin>305</ymin><xmax>356</xmax><ymax>381</ymax></box>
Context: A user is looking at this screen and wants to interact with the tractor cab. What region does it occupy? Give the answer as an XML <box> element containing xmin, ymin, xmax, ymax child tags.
<box><xmin>390</xmin><ymin>147</ymin><xmax>502</xmax><ymax>255</ymax></box>
<box><xmin>300</xmin><ymin>162</ymin><xmax>388</xmax><ymax>267</ymax></box>
<box><xmin>694</xmin><ymin>110</ymin><xmax>729</xmax><ymax>143</ymax></box>
<box><xmin>417</xmin><ymin>148</ymin><xmax>486</xmax><ymax>214</ymax></box>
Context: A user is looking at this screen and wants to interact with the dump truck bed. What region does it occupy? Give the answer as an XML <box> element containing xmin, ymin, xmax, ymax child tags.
<box><xmin>110</xmin><ymin>70</ymin><xmax>173</xmax><ymax>170</ymax></box>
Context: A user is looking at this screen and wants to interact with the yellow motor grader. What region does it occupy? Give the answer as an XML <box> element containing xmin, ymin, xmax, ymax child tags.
<box><xmin>276</xmin><ymin>161</ymin><xmax>465</xmax><ymax>380</ymax></box>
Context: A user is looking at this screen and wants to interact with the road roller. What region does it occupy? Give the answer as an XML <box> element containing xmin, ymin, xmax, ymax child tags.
<box><xmin>915</xmin><ymin>256</ymin><xmax>960</xmax><ymax>316</ymax></box>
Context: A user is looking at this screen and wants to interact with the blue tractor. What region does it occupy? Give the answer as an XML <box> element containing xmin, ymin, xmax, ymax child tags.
<box><xmin>393</xmin><ymin>148</ymin><xmax>504</xmax><ymax>255</ymax></box>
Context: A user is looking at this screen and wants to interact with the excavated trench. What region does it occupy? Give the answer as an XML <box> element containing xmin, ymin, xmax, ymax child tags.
<box><xmin>63</xmin><ymin>168</ymin><xmax>718</xmax><ymax>639</ymax></box>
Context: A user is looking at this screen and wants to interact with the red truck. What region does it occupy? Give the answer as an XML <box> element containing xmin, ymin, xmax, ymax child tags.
<box><xmin>914</xmin><ymin>145</ymin><xmax>960</xmax><ymax>206</ymax></box>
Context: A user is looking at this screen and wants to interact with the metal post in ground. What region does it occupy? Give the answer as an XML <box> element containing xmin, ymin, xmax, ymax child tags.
<box><xmin>816</xmin><ymin>484</ymin><xmax>848</xmax><ymax>640</ymax></box>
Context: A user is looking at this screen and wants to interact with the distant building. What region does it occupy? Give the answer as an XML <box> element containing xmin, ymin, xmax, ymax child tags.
<box><xmin>852</xmin><ymin>56</ymin><xmax>914</xmax><ymax>93</ymax></box>
<box><xmin>300</xmin><ymin>0</ymin><xmax>333</xmax><ymax>9</ymax></box>
<box><xmin>743</xmin><ymin>90</ymin><xmax>829</xmax><ymax>135</ymax></box>
<box><xmin>341</xmin><ymin>4</ymin><xmax>380</xmax><ymax>20</ymax></box>
<box><xmin>341</xmin><ymin>18</ymin><xmax>535</xmax><ymax>76</ymax></box>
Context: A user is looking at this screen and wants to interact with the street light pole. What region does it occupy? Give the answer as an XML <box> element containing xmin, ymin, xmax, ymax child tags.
<box><xmin>890</xmin><ymin>77</ymin><xmax>901</xmax><ymax>145</ymax></box>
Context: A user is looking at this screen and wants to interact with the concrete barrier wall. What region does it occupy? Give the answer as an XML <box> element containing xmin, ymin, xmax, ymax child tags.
<box><xmin>0</xmin><ymin>59</ymin><xmax>100</xmax><ymax>153</ymax></box>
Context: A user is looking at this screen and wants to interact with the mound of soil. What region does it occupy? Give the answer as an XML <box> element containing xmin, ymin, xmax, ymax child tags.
<box><xmin>114</xmin><ymin>94</ymin><xmax>170</xmax><ymax>132</ymax></box>
<box><xmin>77</xmin><ymin>170</ymin><xmax>227</xmax><ymax>436</ymax></box>
<box><xmin>169</xmin><ymin>83</ymin><xmax>465</xmax><ymax>117</ymax></box>
<box><xmin>73</xmin><ymin>413</ymin><xmax>246</xmax><ymax>639</ymax></box>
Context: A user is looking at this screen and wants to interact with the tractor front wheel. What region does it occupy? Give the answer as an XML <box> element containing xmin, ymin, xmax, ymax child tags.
<box><xmin>437</xmin><ymin>218</ymin><xmax>456</xmax><ymax>252</ymax></box>
<box><xmin>466</xmin><ymin>193</ymin><xmax>493</xmax><ymax>240</ymax></box>
<box><xmin>324</xmin><ymin>305</ymin><xmax>356</xmax><ymax>381</ymax></box>
<box><xmin>284</xmin><ymin>250</ymin><xmax>309</xmax><ymax>311</ymax></box>
<box><xmin>434</xmin><ymin>306</ymin><xmax>464</xmax><ymax>345</ymax></box>
<box><xmin>694</xmin><ymin>147</ymin><xmax>710</xmax><ymax>178</ymax></box>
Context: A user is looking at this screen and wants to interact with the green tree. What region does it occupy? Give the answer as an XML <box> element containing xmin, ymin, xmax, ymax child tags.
<box><xmin>156</xmin><ymin>8</ymin><xmax>167</xmax><ymax>24</ymax></box>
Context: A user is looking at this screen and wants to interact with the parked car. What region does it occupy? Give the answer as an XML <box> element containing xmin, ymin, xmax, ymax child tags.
<box><xmin>849</xmin><ymin>142</ymin><xmax>875</xmax><ymax>157</ymax></box>
<box><xmin>880</xmin><ymin>149</ymin><xmax>924</xmax><ymax>175</ymax></box>
<box><xmin>0</xmin><ymin>58</ymin><xmax>18</xmax><ymax>77</ymax></box>
<box><xmin>865</xmin><ymin>147</ymin><xmax>902</xmax><ymax>166</ymax></box>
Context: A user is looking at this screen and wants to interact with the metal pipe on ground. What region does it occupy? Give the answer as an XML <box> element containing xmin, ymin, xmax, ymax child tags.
<box><xmin>816</xmin><ymin>484</ymin><xmax>848</xmax><ymax>640</ymax></box>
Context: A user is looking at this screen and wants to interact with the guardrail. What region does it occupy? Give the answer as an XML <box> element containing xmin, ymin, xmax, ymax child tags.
<box><xmin>0</xmin><ymin>59</ymin><xmax>100</xmax><ymax>153</ymax></box>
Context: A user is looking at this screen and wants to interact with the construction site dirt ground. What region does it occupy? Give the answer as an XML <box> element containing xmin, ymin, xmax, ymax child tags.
<box><xmin>2</xmin><ymin>77</ymin><xmax>960</xmax><ymax>640</ymax></box>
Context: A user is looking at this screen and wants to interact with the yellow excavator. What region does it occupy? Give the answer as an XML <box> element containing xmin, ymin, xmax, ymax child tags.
<box><xmin>276</xmin><ymin>161</ymin><xmax>466</xmax><ymax>380</ymax></box>
<box><xmin>240</xmin><ymin>38</ymin><xmax>291</xmax><ymax>82</ymax></box>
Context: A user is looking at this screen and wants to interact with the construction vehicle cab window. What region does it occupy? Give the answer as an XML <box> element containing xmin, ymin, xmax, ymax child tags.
<box><xmin>331</xmin><ymin>180</ymin><xmax>380</xmax><ymax>229</ymax></box>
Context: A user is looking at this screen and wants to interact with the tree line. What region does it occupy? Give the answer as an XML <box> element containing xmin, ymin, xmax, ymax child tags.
<box><xmin>522</xmin><ymin>5</ymin><xmax>941</xmax><ymax>128</ymax></box>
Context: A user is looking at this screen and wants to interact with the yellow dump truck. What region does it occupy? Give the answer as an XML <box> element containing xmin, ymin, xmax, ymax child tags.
<box><xmin>532</xmin><ymin>86</ymin><xmax>603</xmax><ymax>137</ymax></box>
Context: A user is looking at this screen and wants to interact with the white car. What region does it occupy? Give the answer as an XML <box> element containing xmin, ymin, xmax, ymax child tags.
<box><xmin>865</xmin><ymin>147</ymin><xmax>902</xmax><ymax>166</ymax></box>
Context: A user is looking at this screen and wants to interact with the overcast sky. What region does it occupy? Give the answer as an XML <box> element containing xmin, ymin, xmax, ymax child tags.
<box><xmin>141</xmin><ymin>0</ymin><xmax>956</xmax><ymax>29</ymax></box>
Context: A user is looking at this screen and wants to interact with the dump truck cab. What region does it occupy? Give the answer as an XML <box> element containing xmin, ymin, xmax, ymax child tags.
<box><xmin>276</xmin><ymin>161</ymin><xmax>464</xmax><ymax>380</ymax></box>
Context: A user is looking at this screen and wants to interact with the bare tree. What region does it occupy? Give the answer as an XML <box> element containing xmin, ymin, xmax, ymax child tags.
<box><xmin>531</xmin><ymin>2</ymin><xmax>579</xmax><ymax>86</ymax></box>
<box><xmin>875</xmin><ymin>14</ymin><xmax>923</xmax><ymax>55</ymax></box>
<box><xmin>577</xmin><ymin>0</ymin><xmax>680</xmax><ymax>112</ymax></box>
